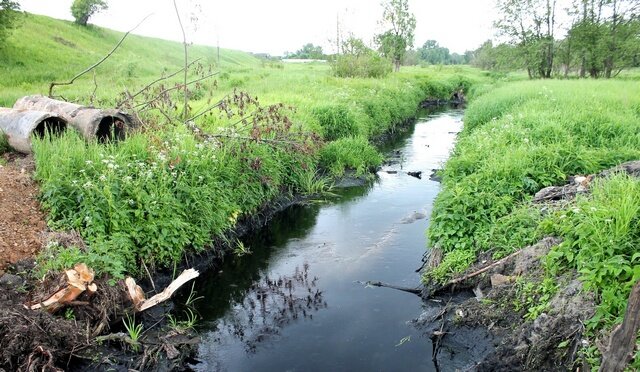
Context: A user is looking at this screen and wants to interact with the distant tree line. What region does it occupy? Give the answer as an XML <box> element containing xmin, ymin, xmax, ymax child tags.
<box><xmin>473</xmin><ymin>0</ymin><xmax>640</xmax><ymax>78</ymax></box>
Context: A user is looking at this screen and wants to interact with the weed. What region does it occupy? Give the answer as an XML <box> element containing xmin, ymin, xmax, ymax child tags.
<box><xmin>122</xmin><ymin>313</ymin><xmax>143</xmax><ymax>352</ymax></box>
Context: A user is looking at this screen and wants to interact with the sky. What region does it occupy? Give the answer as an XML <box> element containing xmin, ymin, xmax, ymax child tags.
<box><xmin>18</xmin><ymin>0</ymin><xmax>497</xmax><ymax>56</ymax></box>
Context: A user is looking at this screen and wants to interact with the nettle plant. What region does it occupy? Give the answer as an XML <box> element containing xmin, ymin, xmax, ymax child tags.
<box><xmin>34</xmin><ymin>81</ymin><xmax>322</xmax><ymax>279</ymax></box>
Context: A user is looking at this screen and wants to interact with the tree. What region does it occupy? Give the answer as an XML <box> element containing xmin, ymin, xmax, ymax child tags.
<box><xmin>418</xmin><ymin>40</ymin><xmax>451</xmax><ymax>65</ymax></box>
<box><xmin>494</xmin><ymin>0</ymin><xmax>558</xmax><ymax>78</ymax></box>
<box><xmin>0</xmin><ymin>0</ymin><xmax>20</xmax><ymax>44</ymax></box>
<box><xmin>375</xmin><ymin>0</ymin><xmax>416</xmax><ymax>72</ymax></box>
<box><xmin>287</xmin><ymin>43</ymin><xmax>325</xmax><ymax>59</ymax></box>
<box><xmin>71</xmin><ymin>0</ymin><xmax>108</xmax><ymax>26</ymax></box>
<box><xmin>564</xmin><ymin>0</ymin><xmax>639</xmax><ymax>78</ymax></box>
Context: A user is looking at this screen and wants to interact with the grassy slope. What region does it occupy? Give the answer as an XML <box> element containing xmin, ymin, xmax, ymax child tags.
<box><xmin>0</xmin><ymin>13</ymin><xmax>259</xmax><ymax>106</ymax></box>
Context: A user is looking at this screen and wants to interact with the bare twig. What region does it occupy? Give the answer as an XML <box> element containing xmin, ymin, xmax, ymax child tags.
<box><xmin>90</xmin><ymin>70</ymin><xmax>98</xmax><ymax>106</ymax></box>
<box><xmin>48</xmin><ymin>14</ymin><xmax>153</xmax><ymax>97</ymax></box>
<box><xmin>116</xmin><ymin>57</ymin><xmax>203</xmax><ymax>108</ymax></box>
<box><xmin>444</xmin><ymin>248</ymin><xmax>525</xmax><ymax>287</ymax></box>
<box><xmin>173</xmin><ymin>0</ymin><xmax>189</xmax><ymax>123</ymax></box>
<box><xmin>365</xmin><ymin>281</ymin><xmax>422</xmax><ymax>295</ymax></box>
<box><xmin>134</xmin><ymin>71</ymin><xmax>219</xmax><ymax>111</ymax></box>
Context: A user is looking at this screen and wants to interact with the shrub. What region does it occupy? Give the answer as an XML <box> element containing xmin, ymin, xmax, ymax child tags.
<box><xmin>332</xmin><ymin>54</ymin><xmax>392</xmax><ymax>79</ymax></box>
<box><xmin>312</xmin><ymin>104</ymin><xmax>359</xmax><ymax>140</ymax></box>
<box><xmin>319</xmin><ymin>137</ymin><xmax>383</xmax><ymax>176</ymax></box>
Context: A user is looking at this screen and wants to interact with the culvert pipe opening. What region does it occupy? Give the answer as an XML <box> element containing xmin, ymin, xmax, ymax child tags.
<box><xmin>96</xmin><ymin>116</ymin><xmax>126</xmax><ymax>143</ymax></box>
<box><xmin>33</xmin><ymin>117</ymin><xmax>68</xmax><ymax>139</ymax></box>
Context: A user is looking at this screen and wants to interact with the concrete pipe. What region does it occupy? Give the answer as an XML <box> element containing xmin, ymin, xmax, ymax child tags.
<box><xmin>0</xmin><ymin>108</ymin><xmax>68</xmax><ymax>154</ymax></box>
<box><xmin>13</xmin><ymin>95</ymin><xmax>135</xmax><ymax>142</ymax></box>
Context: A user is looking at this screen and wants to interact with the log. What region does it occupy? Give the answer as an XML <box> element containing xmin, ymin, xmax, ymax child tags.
<box><xmin>0</xmin><ymin>108</ymin><xmax>68</xmax><ymax>153</ymax></box>
<box><xmin>126</xmin><ymin>269</ymin><xmax>200</xmax><ymax>312</ymax></box>
<box><xmin>13</xmin><ymin>95</ymin><xmax>135</xmax><ymax>142</ymax></box>
<box><xmin>599</xmin><ymin>280</ymin><xmax>640</xmax><ymax>372</ymax></box>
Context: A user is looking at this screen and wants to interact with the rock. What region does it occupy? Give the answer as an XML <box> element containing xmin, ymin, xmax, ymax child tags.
<box><xmin>407</xmin><ymin>171</ymin><xmax>422</xmax><ymax>179</ymax></box>
<box><xmin>400</xmin><ymin>211</ymin><xmax>427</xmax><ymax>224</ymax></box>
<box><xmin>513</xmin><ymin>237</ymin><xmax>561</xmax><ymax>275</ymax></box>
<box><xmin>490</xmin><ymin>274</ymin><xmax>515</xmax><ymax>287</ymax></box>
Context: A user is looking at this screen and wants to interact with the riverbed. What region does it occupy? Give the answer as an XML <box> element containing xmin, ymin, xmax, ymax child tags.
<box><xmin>189</xmin><ymin>108</ymin><xmax>464</xmax><ymax>371</ymax></box>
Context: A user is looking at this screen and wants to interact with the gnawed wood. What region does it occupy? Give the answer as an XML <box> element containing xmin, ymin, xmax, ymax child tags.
<box><xmin>126</xmin><ymin>269</ymin><xmax>200</xmax><ymax>312</ymax></box>
<box><xmin>28</xmin><ymin>263</ymin><xmax>95</xmax><ymax>312</ymax></box>
<box><xmin>599</xmin><ymin>280</ymin><xmax>640</xmax><ymax>372</ymax></box>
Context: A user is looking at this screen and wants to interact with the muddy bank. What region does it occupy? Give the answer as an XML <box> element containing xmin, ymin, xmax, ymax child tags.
<box><xmin>418</xmin><ymin>162</ymin><xmax>640</xmax><ymax>370</ymax></box>
<box><xmin>417</xmin><ymin>237</ymin><xmax>596</xmax><ymax>371</ymax></box>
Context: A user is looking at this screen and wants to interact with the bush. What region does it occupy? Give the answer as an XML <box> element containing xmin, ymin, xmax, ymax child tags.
<box><xmin>319</xmin><ymin>137</ymin><xmax>382</xmax><ymax>176</ymax></box>
<box><xmin>312</xmin><ymin>104</ymin><xmax>359</xmax><ymax>140</ymax></box>
<box><xmin>332</xmin><ymin>54</ymin><xmax>392</xmax><ymax>79</ymax></box>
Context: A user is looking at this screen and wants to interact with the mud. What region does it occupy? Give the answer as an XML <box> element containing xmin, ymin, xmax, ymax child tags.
<box><xmin>418</xmin><ymin>237</ymin><xmax>596</xmax><ymax>371</ymax></box>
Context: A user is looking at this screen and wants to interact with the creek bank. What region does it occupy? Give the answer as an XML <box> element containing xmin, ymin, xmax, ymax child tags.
<box><xmin>418</xmin><ymin>161</ymin><xmax>640</xmax><ymax>370</ymax></box>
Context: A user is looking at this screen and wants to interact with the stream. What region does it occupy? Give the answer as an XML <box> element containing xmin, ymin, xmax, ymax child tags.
<box><xmin>188</xmin><ymin>108</ymin><xmax>465</xmax><ymax>371</ymax></box>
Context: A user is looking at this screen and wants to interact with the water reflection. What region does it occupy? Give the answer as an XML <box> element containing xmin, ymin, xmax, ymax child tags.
<box><xmin>210</xmin><ymin>263</ymin><xmax>326</xmax><ymax>354</ymax></box>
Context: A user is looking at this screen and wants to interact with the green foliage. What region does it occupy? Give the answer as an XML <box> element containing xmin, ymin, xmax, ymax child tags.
<box><xmin>122</xmin><ymin>313</ymin><xmax>143</xmax><ymax>352</ymax></box>
<box><xmin>422</xmin><ymin>248</ymin><xmax>476</xmax><ymax>283</ymax></box>
<box><xmin>71</xmin><ymin>0</ymin><xmax>108</xmax><ymax>26</ymax></box>
<box><xmin>513</xmin><ymin>277</ymin><xmax>558</xmax><ymax>320</ymax></box>
<box><xmin>0</xmin><ymin>0</ymin><xmax>20</xmax><ymax>44</ymax></box>
<box><xmin>287</xmin><ymin>43</ymin><xmax>325</xmax><ymax>60</ymax></box>
<box><xmin>333</xmin><ymin>53</ymin><xmax>391</xmax><ymax>78</ymax></box>
<box><xmin>312</xmin><ymin>104</ymin><xmax>359</xmax><ymax>140</ymax></box>
<box><xmin>319</xmin><ymin>137</ymin><xmax>383</xmax><ymax>177</ymax></box>
<box><xmin>477</xmin><ymin>204</ymin><xmax>544</xmax><ymax>259</ymax></box>
<box><xmin>543</xmin><ymin>175</ymin><xmax>640</xmax><ymax>329</ymax></box>
<box><xmin>32</xmin><ymin>123</ymin><xmax>316</xmax><ymax>278</ymax></box>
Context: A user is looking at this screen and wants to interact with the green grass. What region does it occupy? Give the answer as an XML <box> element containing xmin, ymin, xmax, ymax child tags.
<box><xmin>0</xmin><ymin>13</ymin><xmax>259</xmax><ymax>106</ymax></box>
<box><xmin>424</xmin><ymin>79</ymin><xmax>640</xmax><ymax>368</ymax></box>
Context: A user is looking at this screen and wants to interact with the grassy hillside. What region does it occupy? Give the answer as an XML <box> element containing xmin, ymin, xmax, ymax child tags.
<box><xmin>0</xmin><ymin>13</ymin><xmax>259</xmax><ymax>106</ymax></box>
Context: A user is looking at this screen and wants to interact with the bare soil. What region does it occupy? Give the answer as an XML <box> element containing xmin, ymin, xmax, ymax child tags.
<box><xmin>0</xmin><ymin>153</ymin><xmax>47</xmax><ymax>272</ymax></box>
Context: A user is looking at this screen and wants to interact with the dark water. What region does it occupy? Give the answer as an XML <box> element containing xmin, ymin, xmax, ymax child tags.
<box><xmin>189</xmin><ymin>109</ymin><xmax>464</xmax><ymax>371</ymax></box>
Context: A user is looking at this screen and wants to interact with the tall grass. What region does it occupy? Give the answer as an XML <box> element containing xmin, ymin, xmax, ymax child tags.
<box><xmin>33</xmin><ymin>126</ymin><xmax>316</xmax><ymax>278</ymax></box>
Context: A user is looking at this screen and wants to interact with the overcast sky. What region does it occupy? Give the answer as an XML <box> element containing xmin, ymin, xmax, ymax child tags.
<box><xmin>19</xmin><ymin>0</ymin><xmax>497</xmax><ymax>55</ymax></box>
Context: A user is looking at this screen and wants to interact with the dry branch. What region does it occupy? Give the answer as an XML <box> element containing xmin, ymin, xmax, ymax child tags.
<box><xmin>48</xmin><ymin>14</ymin><xmax>152</xmax><ymax>97</ymax></box>
<box><xmin>116</xmin><ymin>57</ymin><xmax>203</xmax><ymax>108</ymax></box>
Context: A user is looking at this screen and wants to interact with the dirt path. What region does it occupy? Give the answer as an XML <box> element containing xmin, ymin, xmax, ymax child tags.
<box><xmin>0</xmin><ymin>154</ymin><xmax>46</xmax><ymax>272</ymax></box>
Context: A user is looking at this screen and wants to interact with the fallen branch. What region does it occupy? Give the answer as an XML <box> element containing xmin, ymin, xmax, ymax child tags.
<box><xmin>126</xmin><ymin>269</ymin><xmax>200</xmax><ymax>312</ymax></box>
<box><xmin>365</xmin><ymin>281</ymin><xmax>422</xmax><ymax>295</ymax></box>
<box><xmin>48</xmin><ymin>14</ymin><xmax>153</xmax><ymax>97</ymax></box>
<box><xmin>599</xmin><ymin>279</ymin><xmax>640</xmax><ymax>372</ymax></box>
<box><xmin>443</xmin><ymin>248</ymin><xmax>524</xmax><ymax>288</ymax></box>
